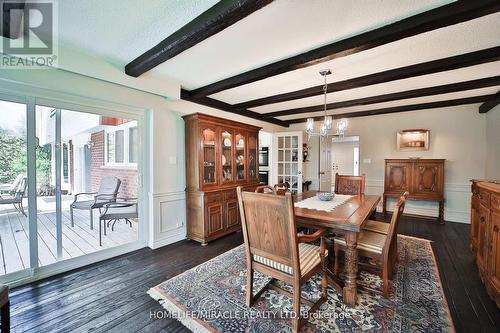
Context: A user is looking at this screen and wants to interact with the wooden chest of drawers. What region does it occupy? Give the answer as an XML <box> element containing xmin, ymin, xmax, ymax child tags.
<box><xmin>470</xmin><ymin>180</ymin><xmax>500</xmax><ymax>308</ymax></box>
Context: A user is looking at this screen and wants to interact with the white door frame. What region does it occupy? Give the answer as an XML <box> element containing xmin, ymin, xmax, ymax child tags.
<box><xmin>0</xmin><ymin>90</ymin><xmax>151</xmax><ymax>287</ymax></box>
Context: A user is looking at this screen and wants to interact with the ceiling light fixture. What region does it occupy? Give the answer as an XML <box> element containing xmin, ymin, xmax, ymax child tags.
<box><xmin>305</xmin><ymin>69</ymin><xmax>347</xmax><ymax>140</ymax></box>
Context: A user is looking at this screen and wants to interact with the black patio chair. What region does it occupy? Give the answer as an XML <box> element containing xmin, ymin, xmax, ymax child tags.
<box><xmin>0</xmin><ymin>177</ymin><xmax>27</xmax><ymax>216</ymax></box>
<box><xmin>99</xmin><ymin>197</ymin><xmax>138</xmax><ymax>246</ymax></box>
<box><xmin>70</xmin><ymin>176</ymin><xmax>121</xmax><ymax>230</ymax></box>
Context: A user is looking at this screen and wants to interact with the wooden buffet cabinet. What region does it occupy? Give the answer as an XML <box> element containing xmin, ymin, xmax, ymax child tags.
<box><xmin>183</xmin><ymin>113</ymin><xmax>260</xmax><ymax>246</ymax></box>
<box><xmin>470</xmin><ymin>180</ymin><xmax>500</xmax><ymax>308</ymax></box>
<box><xmin>383</xmin><ymin>159</ymin><xmax>445</xmax><ymax>223</ymax></box>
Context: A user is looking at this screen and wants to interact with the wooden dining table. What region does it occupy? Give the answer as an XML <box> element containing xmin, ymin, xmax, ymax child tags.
<box><xmin>294</xmin><ymin>191</ymin><xmax>381</xmax><ymax>306</ymax></box>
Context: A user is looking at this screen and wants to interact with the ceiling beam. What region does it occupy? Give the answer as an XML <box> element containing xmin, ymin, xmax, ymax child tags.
<box><xmin>286</xmin><ymin>95</ymin><xmax>494</xmax><ymax>124</ymax></box>
<box><xmin>263</xmin><ymin>76</ymin><xmax>500</xmax><ymax>118</ymax></box>
<box><xmin>125</xmin><ymin>0</ymin><xmax>274</xmax><ymax>77</ymax></box>
<box><xmin>190</xmin><ymin>0</ymin><xmax>500</xmax><ymax>97</ymax></box>
<box><xmin>479</xmin><ymin>90</ymin><xmax>500</xmax><ymax>113</ymax></box>
<box><xmin>236</xmin><ymin>46</ymin><xmax>500</xmax><ymax>109</ymax></box>
<box><xmin>180</xmin><ymin>90</ymin><xmax>288</xmax><ymax>127</ymax></box>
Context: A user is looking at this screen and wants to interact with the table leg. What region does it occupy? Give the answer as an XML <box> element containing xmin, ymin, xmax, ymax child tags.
<box><xmin>343</xmin><ymin>231</ymin><xmax>358</xmax><ymax>306</ymax></box>
<box><xmin>438</xmin><ymin>200</ymin><xmax>445</xmax><ymax>224</ymax></box>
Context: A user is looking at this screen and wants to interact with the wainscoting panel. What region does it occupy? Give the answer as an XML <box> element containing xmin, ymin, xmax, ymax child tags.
<box><xmin>366</xmin><ymin>180</ymin><xmax>470</xmax><ymax>223</ymax></box>
<box><xmin>151</xmin><ymin>191</ymin><xmax>187</xmax><ymax>249</ymax></box>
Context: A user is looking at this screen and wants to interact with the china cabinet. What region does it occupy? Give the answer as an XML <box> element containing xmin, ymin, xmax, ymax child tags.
<box><xmin>183</xmin><ymin>113</ymin><xmax>260</xmax><ymax>245</ymax></box>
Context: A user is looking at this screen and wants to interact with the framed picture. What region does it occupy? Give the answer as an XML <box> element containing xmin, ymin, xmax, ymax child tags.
<box><xmin>397</xmin><ymin>129</ymin><xmax>430</xmax><ymax>151</ymax></box>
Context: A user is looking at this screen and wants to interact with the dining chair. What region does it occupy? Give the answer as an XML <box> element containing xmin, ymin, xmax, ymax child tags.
<box><xmin>334</xmin><ymin>191</ymin><xmax>408</xmax><ymax>297</ymax></box>
<box><xmin>0</xmin><ymin>284</ymin><xmax>9</xmax><ymax>333</ymax></box>
<box><xmin>274</xmin><ymin>182</ymin><xmax>290</xmax><ymax>195</ymax></box>
<box><xmin>237</xmin><ymin>186</ymin><xmax>328</xmax><ymax>333</ymax></box>
<box><xmin>254</xmin><ymin>185</ymin><xmax>276</xmax><ymax>194</ymax></box>
<box><xmin>334</xmin><ymin>173</ymin><xmax>366</xmax><ymax>195</ymax></box>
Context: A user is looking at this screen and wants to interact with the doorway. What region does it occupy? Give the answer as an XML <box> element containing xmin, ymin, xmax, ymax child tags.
<box><xmin>319</xmin><ymin>135</ymin><xmax>360</xmax><ymax>192</ymax></box>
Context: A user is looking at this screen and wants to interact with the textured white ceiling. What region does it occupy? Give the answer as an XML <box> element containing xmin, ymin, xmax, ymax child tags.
<box><xmin>52</xmin><ymin>0</ymin><xmax>500</xmax><ymax>122</ymax></box>
<box><xmin>56</xmin><ymin>0</ymin><xmax>219</xmax><ymax>67</ymax></box>
<box><xmin>150</xmin><ymin>0</ymin><xmax>453</xmax><ymax>89</ymax></box>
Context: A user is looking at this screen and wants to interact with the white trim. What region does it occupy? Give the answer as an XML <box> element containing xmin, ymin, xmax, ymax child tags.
<box><xmin>150</xmin><ymin>190</ymin><xmax>187</xmax><ymax>249</ymax></box>
<box><xmin>104</xmin><ymin>120</ymin><xmax>139</xmax><ymax>166</ymax></box>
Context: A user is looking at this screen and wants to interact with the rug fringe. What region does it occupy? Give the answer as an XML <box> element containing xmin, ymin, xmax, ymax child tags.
<box><xmin>147</xmin><ymin>288</ymin><xmax>211</xmax><ymax>333</ymax></box>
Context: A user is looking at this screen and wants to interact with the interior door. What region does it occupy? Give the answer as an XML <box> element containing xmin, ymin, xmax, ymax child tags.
<box><xmin>319</xmin><ymin>138</ymin><xmax>331</xmax><ymax>192</ymax></box>
<box><xmin>273</xmin><ymin>132</ymin><xmax>303</xmax><ymax>195</ymax></box>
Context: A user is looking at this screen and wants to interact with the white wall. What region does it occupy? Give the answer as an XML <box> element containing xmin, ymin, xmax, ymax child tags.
<box><xmin>0</xmin><ymin>66</ymin><xmax>286</xmax><ymax>251</ymax></box>
<box><xmin>486</xmin><ymin>105</ymin><xmax>500</xmax><ymax>179</ymax></box>
<box><xmin>291</xmin><ymin>105</ymin><xmax>487</xmax><ymax>223</ymax></box>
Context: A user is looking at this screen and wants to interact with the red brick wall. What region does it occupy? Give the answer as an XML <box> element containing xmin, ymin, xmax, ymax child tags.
<box><xmin>90</xmin><ymin>130</ymin><xmax>138</xmax><ymax>198</ymax></box>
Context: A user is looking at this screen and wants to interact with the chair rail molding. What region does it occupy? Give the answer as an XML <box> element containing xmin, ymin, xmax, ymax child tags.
<box><xmin>366</xmin><ymin>179</ymin><xmax>471</xmax><ymax>223</ymax></box>
<box><xmin>151</xmin><ymin>190</ymin><xmax>187</xmax><ymax>249</ymax></box>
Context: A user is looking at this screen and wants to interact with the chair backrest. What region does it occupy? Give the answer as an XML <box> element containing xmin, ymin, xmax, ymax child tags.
<box><xmin>237</xmin><ymin>186</ymin><xmax>300</xmax><ymax>275</ymax></box>
<box><xmin>254</xmin><ymin>185</ymin><xmax>276</xmax><ymax>194</ymax></box>
<box><xmin>14</xmin><ymin>177</ymin><xmax>27</xmax><ymax>200</ymax></box>
<box><xmin>334</xmin><ymin>173</ymin><xmax>366</xmax><ymax>195</ymax></box>
<box><xmin>97</xmin><ymin>176</ymin><xmax>121</xmax><ymax>198</ymax></box>
<box><xmin>10</xmin><ymin>174</ymin><xmax>24</xmax><ymax>192</ymax></box>
<box><xmin>383</xmin><ymin>191</ymin><xmax>409</xmax><ymax>254</ymax></box>
<box><xmin>274</xmin><ymin>182</ymin><xmax>290</xmax><ymax>196</ymax></box>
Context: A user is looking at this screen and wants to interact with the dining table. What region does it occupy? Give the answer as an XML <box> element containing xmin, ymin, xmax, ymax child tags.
<box><xmin>294</xmin><ymin>191</ymin><xmax>381</xmax><ymax>306</ymax></box>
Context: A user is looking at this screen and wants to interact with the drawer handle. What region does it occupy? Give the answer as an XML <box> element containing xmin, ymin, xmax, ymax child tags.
<box><xmin>494</xmin><ymin>225</ymin><xmax>499</xmax><ymax>233</ymax></box>
<box><xmin>480</xmin><ymin>216</ymin><xmax>485</xmax><ymax>223</ymax></box>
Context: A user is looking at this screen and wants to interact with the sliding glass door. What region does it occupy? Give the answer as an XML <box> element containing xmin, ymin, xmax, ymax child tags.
<box><xmin>0</xmin><ymin>92</ymin><xmax>144</xmax><ymax>283</ymax></box>
<box><xmin>0</xmin><ymin>98</ymin><xmax>32</xmax><ymax>278</ymax></box>
<box><xmin>35</xmin><ymin>104</ymin><xmax>140</xmax><ymax>267</ymax></box>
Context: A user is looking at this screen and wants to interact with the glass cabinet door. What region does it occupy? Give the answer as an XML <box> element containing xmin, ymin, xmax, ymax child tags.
<box><xmin>221</xmin><ymin>129</ymin><xmax>233</xmax><ymax>183</ymax></box>
<box><xmin>201</xmin><ymin>127</ymin><xmax>217</xmax><ymax>185</ymax></box>
<box><xmin>235</xmin><ymin>132</ymin><xmax>246</xmax><ymax>181</ymax></box>
<box><xmin>248</xmin><ymin>133</ymin><xmax>258</xmax><ymax>180</ymax></box>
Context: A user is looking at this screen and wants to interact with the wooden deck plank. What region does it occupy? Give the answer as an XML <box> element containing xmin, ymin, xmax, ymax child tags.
<box><xmin>8</xmin><ymin>213</ymin><xmax>30</xmax><ymax>268</ymax></box>
<box><xmin>0</xmin><ymin>213</ymin><xmax>25</xmax><ymax>273</ymax></box>
<box><xmin>0</xmin><ymin>208</ymin><xmax>138</xmax><ymax>277</ymax></box>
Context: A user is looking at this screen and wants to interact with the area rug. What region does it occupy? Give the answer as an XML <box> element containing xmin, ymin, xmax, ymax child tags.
<box><xmin>148</xmin><ymin>235</ymin><xmax>455</xmax><ymax>332</ymax></box>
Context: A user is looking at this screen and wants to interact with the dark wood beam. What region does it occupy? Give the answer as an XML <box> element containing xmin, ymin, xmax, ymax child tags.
<box><xmin>264</xmin><ymin>76</ymin><xmax>500</xmax><ymax>118</ymax></box>
<box><xmin>125</xmin><ymin>0</ymin><xmax>274</xmax><ymax>77</ymax></box>
<box><xmin>479</xmin><ymin>90</ymin><xmax>500</xmax><ymax>113</ymax></box>
<box><xmin>180</xmin><ymin>90</ymin><xmax>288</xmax><ymax>127</ymax></box>
<box><xmin>286</xmin><ymin>95</ymin><xmax>494</xmax><ymax>124</ymax></box>
<box><xmin>236</xmin><ymin>46</ymin><xmax>500</xmax><ymax>109</ymax></box>
<box><xmin>190</xmin><ymin>0</ymin><xmax>500</xmax><ymax>97</ymax></box>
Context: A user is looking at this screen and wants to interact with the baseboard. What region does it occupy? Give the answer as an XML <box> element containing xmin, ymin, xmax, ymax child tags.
<box><xmin>151</xmin><ymin>231</ymin><xmax>186</xmax><ymax>249</ymax></box>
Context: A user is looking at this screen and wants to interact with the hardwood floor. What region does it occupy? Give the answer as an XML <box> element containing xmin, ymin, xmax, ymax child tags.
<box><xmin>8</xmin><ymin>214</ymin><xmax>500</xmax><ymax>333</ymax></box>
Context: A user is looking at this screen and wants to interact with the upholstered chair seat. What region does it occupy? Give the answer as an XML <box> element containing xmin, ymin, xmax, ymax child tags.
<box><xmin>363</xmin><ymin>220</ymin><xmax>390</xmax><ymax>234</ymax></box>
<box><xmin>253</xmin><ymin>243</ymin><xmax>328</xmax><ymax>277</ymax></box>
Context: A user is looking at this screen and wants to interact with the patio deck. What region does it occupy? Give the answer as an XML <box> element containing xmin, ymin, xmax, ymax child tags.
<box><xmin>0</xmin><ymin>205</ymin><xmax>138</xmax><ymax>276</ymax></box>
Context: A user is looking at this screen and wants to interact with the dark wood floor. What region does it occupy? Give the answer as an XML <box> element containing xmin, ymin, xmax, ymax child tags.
<box><xmin>8</xmin><ymin>214</ymin><xmax>500</xmax><ymax>333</ymax></box>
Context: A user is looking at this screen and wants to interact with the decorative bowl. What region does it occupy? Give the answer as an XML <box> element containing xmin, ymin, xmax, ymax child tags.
<box><xmin>317</xmin><ymin>192</ymin><xmax>335</xmax><ymax>201</ymax></box>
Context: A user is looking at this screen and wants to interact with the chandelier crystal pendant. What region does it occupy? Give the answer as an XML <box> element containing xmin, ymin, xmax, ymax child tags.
<box><xmin>305</xmin><ymin>69</ymin><xmax>348</xmax><ymax>141</ymax></box>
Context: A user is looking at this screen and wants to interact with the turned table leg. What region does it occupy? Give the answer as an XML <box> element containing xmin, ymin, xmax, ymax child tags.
<box><xmin>438</xmin><ymin>200</ymin><xmax>445</xmax><ymax>224</ymax></box>
<box><xmin>343</xmin><ymin>231</ymin><xmax>359</xmax><ymax>306</ymax></box>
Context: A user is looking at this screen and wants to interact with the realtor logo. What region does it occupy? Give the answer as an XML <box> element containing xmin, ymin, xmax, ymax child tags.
<box><xmin>0</xmin><ymin>0</ymin><xmax>58</xmax><ymax>68</ymax></box>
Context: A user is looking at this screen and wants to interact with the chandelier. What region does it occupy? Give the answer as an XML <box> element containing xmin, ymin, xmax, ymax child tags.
<box><xmin>305</xmin><ymin>69</ymin><xmax>347</xmax><ymax>140</ymax></box>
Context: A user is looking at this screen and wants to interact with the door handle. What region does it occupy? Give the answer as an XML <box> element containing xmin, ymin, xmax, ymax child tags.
<box><xmin>298</xmin><ymin>171</ymin><xmax>302</xmax><ymax>175</ymax></box>
<box><xmin>319</xmin><ymin>172</ymin><xmax>325</xmax><ymax>175</ymax></box>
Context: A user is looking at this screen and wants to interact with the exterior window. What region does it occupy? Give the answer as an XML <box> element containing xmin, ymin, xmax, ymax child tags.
<box><xmin>62</xmin><ymin>143</ymin><xmax>69</xmax><ymax>182</ymax></box>
<box><xmin>105</xmin><ymin>121</ymin><xmax>138</xmax><ymax>166</ymax></box>
<box><xmin>129</xmin><ymin>126</ymin><xmax>138</xmax><ymax>163</ymax></box>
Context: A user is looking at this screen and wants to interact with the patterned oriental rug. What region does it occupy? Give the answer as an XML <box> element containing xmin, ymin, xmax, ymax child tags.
<box><xmin>148</xmin><ymin>235</ymin><xmax>455</xmax><ymax>332</ymax></box>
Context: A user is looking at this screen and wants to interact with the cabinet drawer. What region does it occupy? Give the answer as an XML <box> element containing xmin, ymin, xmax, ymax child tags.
<box><xmin>492</xmin><ymin>194</ymin><xmax>500</xmax><ymax>213</ymax></box>
<box><xmin>205</xmin><ymin>192</ymin><xmax>222</xmax><ymax>204</ymax></box>
<box><xmin>479</xmin><ymin>188</ymin><xmax>491</xmax><ymax>207</ymax></box>
<box><xmin>224</xmin><ymin>190</ymin><xmax>237</xmax><ymax>201</ymax></box>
